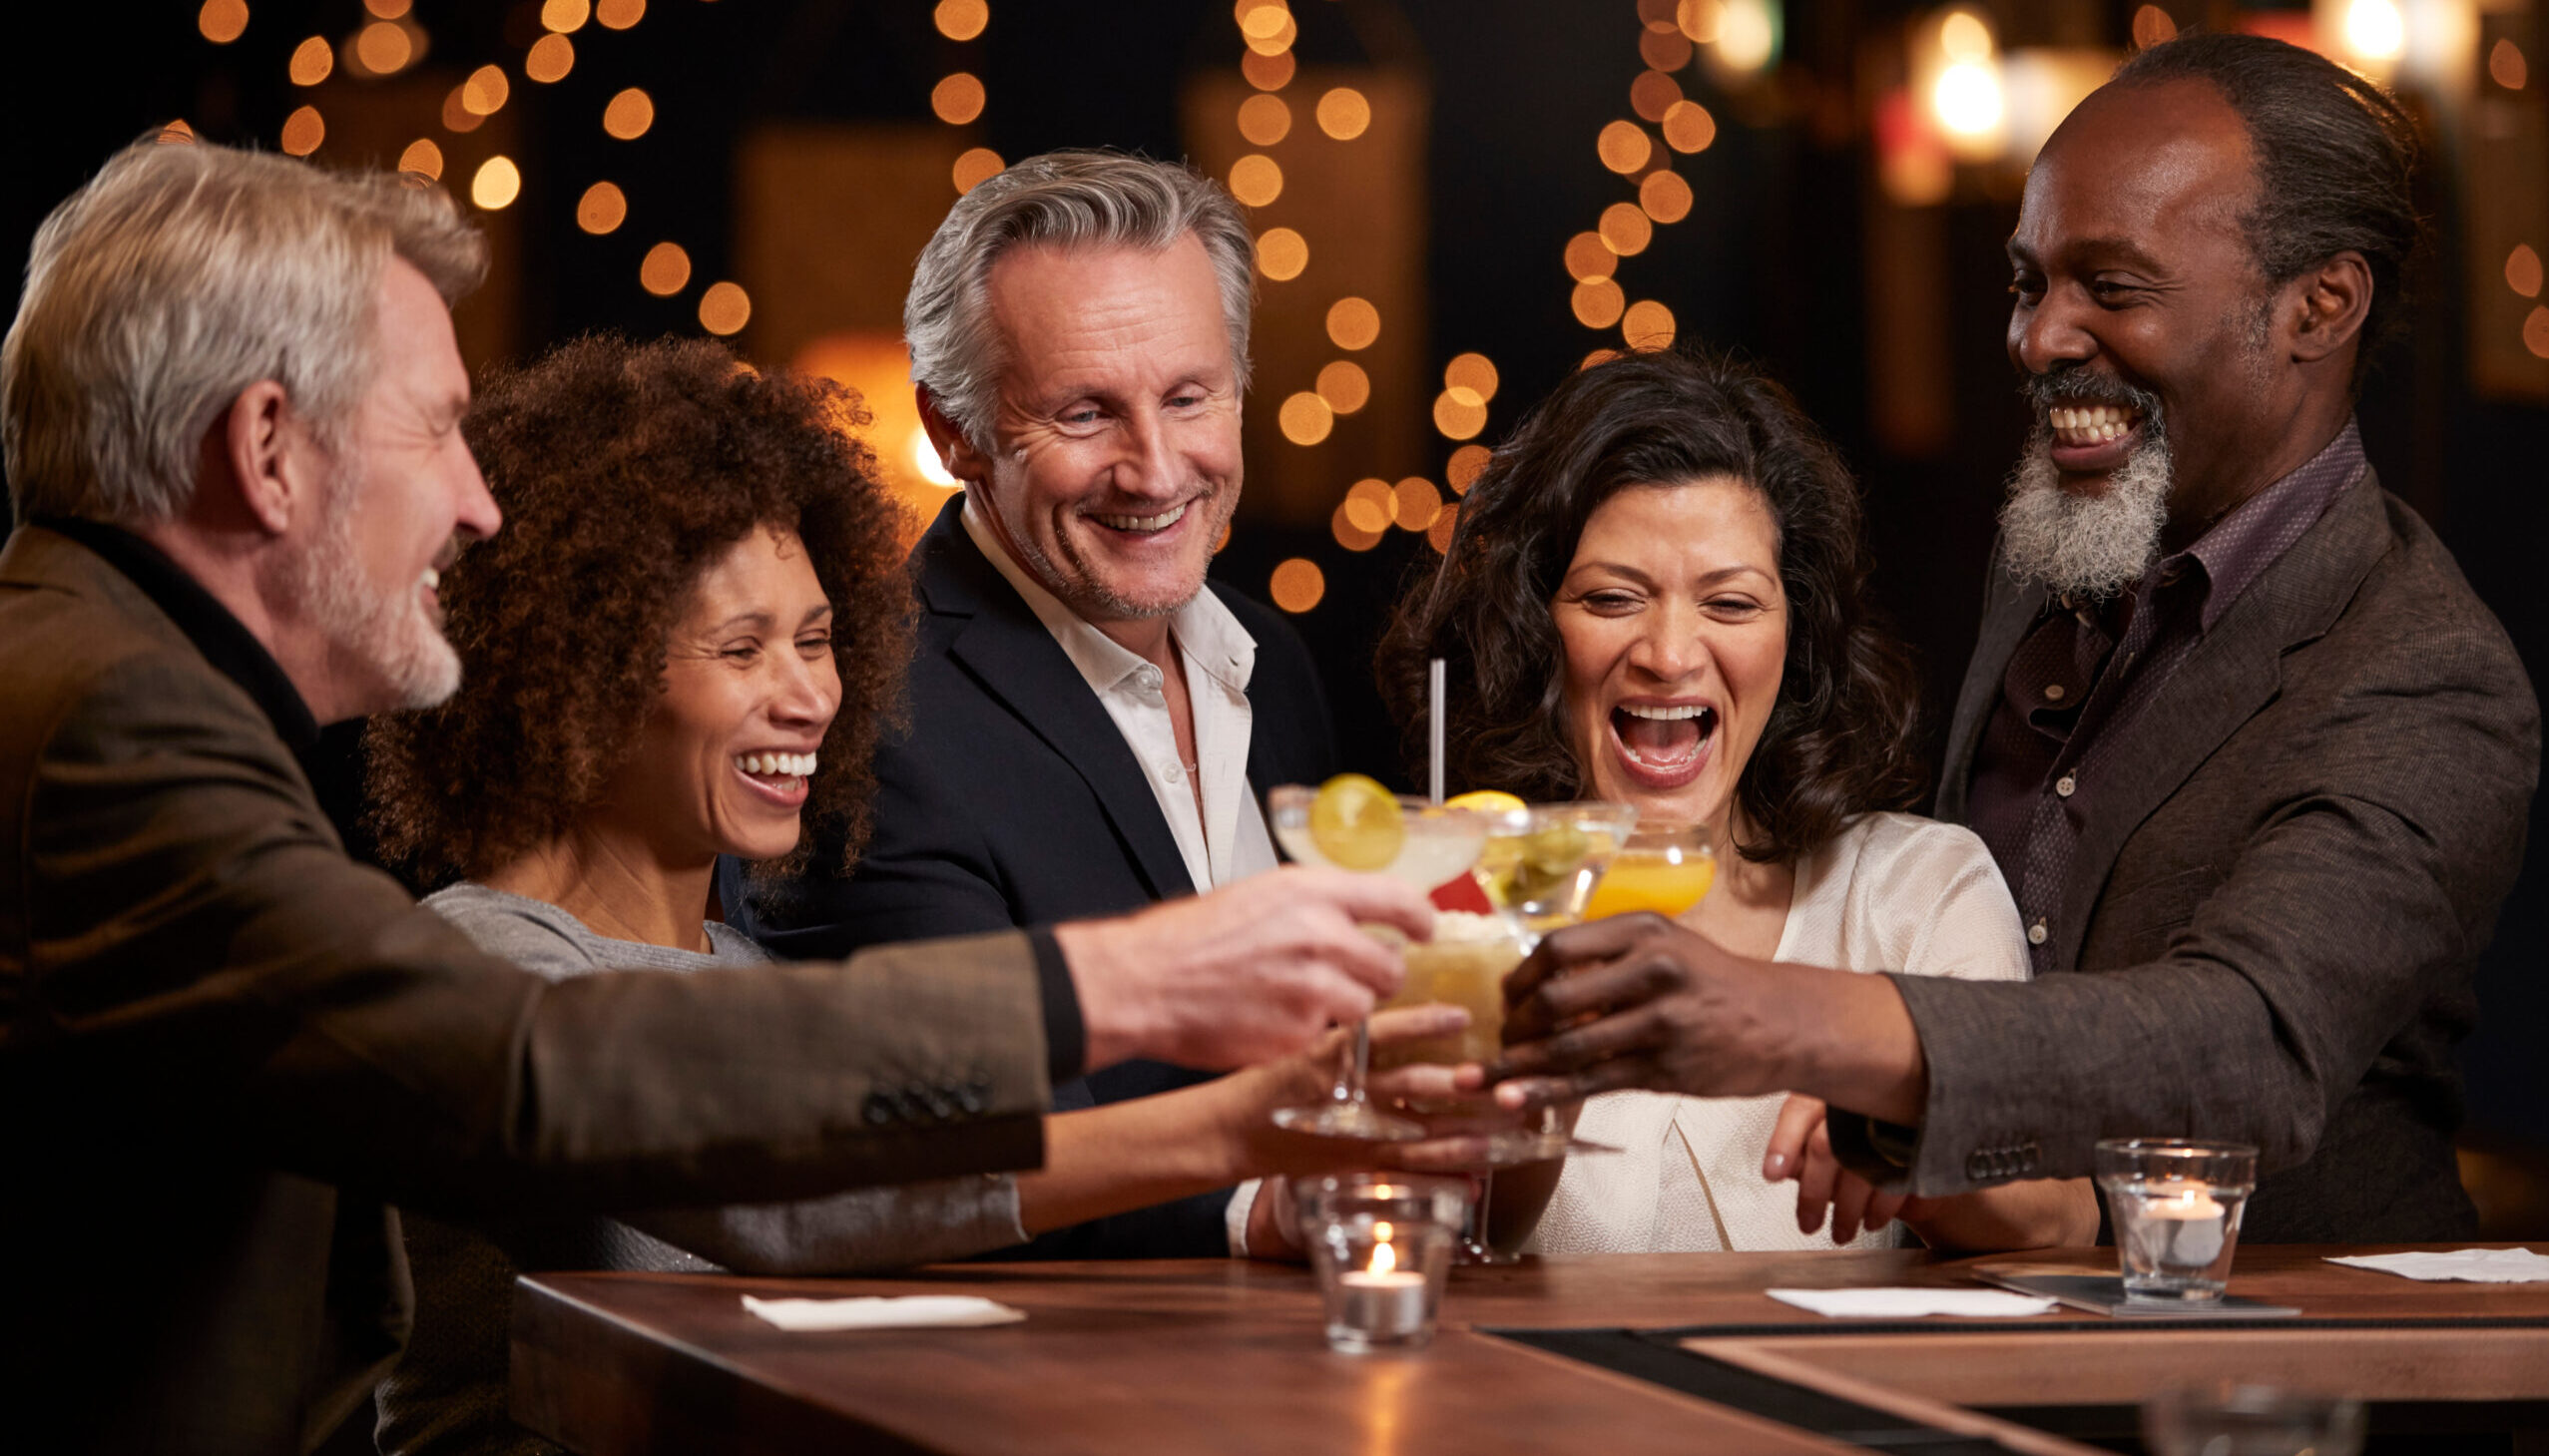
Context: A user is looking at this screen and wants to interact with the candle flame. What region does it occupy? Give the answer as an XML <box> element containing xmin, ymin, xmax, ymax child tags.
<box><xmin>1369</xmin><ymin>1239</ymin><xmax>1398</xmax><ymax>1277</ymax></box>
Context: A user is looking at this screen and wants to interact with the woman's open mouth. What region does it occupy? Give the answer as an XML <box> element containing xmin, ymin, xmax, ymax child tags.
<box><xmin>733</xmin><ymin>751</ymin><xmax>815</xmax><ymax>808</ymax></box>
<box><xmin>1608</xmin><ymin>702</ymin><xmax>1715</xmax><ymax>789</ymax></box>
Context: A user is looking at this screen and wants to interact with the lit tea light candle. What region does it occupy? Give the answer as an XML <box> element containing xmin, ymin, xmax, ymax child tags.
<box><xmin>2126</xmin><ymin>1179</ymin><xmax>2228</xmax><ymax>1272</ymax></box>
<box><xmin>1336</xmin><ymin>1227</ymin><xmax>1427</xmax><ymax>1338</ymax></box>
<box><xmin>2144</xmin><ymin>1179</ymin><xmax>2225</xmax><ymax>1219</ymax></box>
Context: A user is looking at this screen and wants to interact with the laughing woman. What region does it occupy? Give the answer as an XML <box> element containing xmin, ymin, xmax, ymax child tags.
<box><xmin>1380</xmin><ymin>348</ymin><xmax>2098</xmax><ymax>1255</ymax></box>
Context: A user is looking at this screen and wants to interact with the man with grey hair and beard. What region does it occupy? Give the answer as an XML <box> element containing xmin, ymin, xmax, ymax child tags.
<box><xmin>1488</xmin><ymin>32</ymin><xmax>2537</xmax><ymax>1244</ymax></box>
<box><xmin>723</xmin><ymin>151</ymin><xmax>1349</xmax><ymax>1260</ymax></box>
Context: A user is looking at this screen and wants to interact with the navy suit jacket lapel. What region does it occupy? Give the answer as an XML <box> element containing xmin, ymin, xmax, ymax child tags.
<box><xmin>916</xmin><ymin>501</ymin><xmax>1198</xmax><ymax>902</ymax></box>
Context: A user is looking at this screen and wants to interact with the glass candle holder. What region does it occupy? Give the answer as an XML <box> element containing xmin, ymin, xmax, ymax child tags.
<box><xmin>2095</xmin><ymin>1139</ymin><xmax>2258</xmax><ymax>1301</ymax></box>
<box><xmin>1295</xmin><ymin>1174</ymin><xmax>1470</xmax><ymax>1354</ymax></box>
<box><xmin>2143</xmin><ymin>1383</ymin><xmax>2365</xmax><ymax>1456</ymax></box>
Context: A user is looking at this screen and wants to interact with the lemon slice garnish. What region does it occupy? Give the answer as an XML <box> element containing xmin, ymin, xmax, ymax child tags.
<box><xmin>1309</xmin><ymin>773</ymin><xmax>1403</xmax><ymax>871</ymax></box>
<box><xmin>1444</xmin><ymin>789</ymin><xmax>1526</xmax><ymax>813</ymax></box>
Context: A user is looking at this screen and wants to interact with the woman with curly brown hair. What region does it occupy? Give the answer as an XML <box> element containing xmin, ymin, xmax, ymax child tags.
<box><xmin>1379</xmin><ymin>348</ymin><xmax>2095</xmax><ymax>1256</ymax></box>
<box><xmin>365</xmin><ymin>335</ymin><xmax>1467</xmax><ymax>1456</ymax></box>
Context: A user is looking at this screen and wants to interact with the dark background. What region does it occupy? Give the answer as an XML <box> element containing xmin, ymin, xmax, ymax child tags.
<box><xmin>6</xmin><ymin>1</ymin><xmax>2543</xmax><ymax>1175</ymax></box>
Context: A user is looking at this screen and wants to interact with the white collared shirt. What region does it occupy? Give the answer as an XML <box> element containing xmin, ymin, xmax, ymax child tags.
<box><xmin>960</xmin><ymin>497</ymin><xmax>1280</xmax><ymax>897</ymax></box>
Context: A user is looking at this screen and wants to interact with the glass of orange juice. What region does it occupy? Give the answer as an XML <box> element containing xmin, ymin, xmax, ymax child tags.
<box><xmin>1583</xmin><ymin>822</ymin><xmax>1715</xmax><ymax>921</ymax></box>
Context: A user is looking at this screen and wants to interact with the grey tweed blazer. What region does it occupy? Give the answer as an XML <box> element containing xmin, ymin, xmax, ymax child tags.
<box><xmin>1868</xmin><ymin>467</ymin><xmax>2537</xmax><ymax>1242</ymax></box>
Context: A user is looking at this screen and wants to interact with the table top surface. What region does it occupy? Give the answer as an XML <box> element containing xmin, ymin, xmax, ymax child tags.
<box><xmin>513</xmin><ymin>1243</ymin><xmax>2549</xmax><ymax>1456</ymax></box>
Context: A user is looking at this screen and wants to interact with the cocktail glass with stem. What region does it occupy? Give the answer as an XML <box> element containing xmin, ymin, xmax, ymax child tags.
<box><xmin>1267</xmin><ymin>784</ymin><xmax>1489</xmax><ymax>1142</ymax></box>
<box><xmin>1582</xmin><ymin>820</ymin><xmax>1716</xmax><ymax>921</ymax></box>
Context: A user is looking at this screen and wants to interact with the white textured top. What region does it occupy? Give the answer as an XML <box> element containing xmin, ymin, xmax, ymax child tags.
<box><xmin>1528</xmin><ymin>812</ymin><xmax>2028</xmax><ymax>1255</ymax></box>
<box><xmin>962</xmin><ymin>496</ymin><xmax>1279</xmax><ymax>893</ymax></box>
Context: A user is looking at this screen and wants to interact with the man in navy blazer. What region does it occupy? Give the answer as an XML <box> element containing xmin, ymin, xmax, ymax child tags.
<box><xmin>725</xmin><ymin>152</ymin><xmax>1336</xmax><ymax>1256</ymax></box>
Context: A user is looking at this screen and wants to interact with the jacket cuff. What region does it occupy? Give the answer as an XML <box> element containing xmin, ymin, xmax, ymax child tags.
<box><xmin>1028</xmin><ymin>925</ymin><xmax>1085</xmax><ymax>1083</ymax></box>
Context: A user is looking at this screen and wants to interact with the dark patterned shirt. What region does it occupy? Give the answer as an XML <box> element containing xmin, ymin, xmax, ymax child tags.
<box><xmin>1967</xmin><ymin>419</ymin><xmax>2368</xmax><ymax>973</ymax></box>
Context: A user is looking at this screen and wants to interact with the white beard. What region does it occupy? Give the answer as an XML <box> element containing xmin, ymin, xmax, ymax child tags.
<box><xmin>1997</xmin><ymin>423</ymin><xmax>2174</xmax><ymax>602</ymax></box>
<box><xmin>277</xmin><ymin>463</ymin><xmax>462</xmax><ymax>713</ymax></box>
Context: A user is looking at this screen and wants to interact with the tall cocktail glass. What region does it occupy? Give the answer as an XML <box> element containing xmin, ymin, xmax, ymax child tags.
<box><xmin>1268</xmin><ymin>784</ymin><xmax>1488</xmax><ymax>1142</ymax></box>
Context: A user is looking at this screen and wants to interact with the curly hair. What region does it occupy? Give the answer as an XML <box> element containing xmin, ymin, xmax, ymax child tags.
<box><xmin>1376</xmin><ymin>348</ymin><xmax>1924</xmax><ymax>866</ymax></box>
<box><xmin>366</xmin><ymin>334</ymin><xmax>912</xmax><ymax>890</ymax></box>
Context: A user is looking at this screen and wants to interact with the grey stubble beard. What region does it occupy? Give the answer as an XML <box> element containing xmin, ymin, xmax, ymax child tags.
<box><xmin>276</xmin><ymin>458</ymin><xmax>464</xmax><ymax>713</ymax></box>
<box><xmin>1997</xmin><ymin>409</ymin><xmax>2174</xmax><ymax>603</ymax></box>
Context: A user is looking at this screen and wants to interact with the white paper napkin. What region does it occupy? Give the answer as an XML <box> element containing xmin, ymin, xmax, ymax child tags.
<box><xmin>2323</xmin><ymin>1248</ymin><xmax>2549</xmax><ymax>1283</ymax></box>
<box><xmin>1766</xmin><ymin>1286</ymin><xmax>2059</xmax><ymax>1318</ymax></box>
<box><xmin>740</xmin><ymin>1294</ymin><xmax>1029</xmax><ymax>1331</ymax></box>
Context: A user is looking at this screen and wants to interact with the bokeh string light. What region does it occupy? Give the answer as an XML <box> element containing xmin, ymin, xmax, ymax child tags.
<box><xmin>934</xmin><ymin>2</ymin><xmax>1002</xmax><ymax>195</ymax></box>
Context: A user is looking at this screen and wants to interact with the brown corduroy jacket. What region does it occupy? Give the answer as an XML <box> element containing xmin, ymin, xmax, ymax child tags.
<box><xmin>0</xmin><ymin>523</ymin><xmax>1054</xmax><ymax>1455</ymax></box>
<box><xmin>1843</xmin><ymin>468</ymin><xmax>2538</xmax><ymax>1242</ymax></box>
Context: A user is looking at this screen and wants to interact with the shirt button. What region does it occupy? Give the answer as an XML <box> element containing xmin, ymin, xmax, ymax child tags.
<box><xmin>2042</xmin><ymin>684</ymin><xmax>2066</xmax><ymax>703</ymax></box>
<box><xmin>2027</xmin><ymin>920</ymin><xmax>2048</xmax><ymax>945</ymax></box>
<box><xmin>2055</xmin><ymin>774</ymin><xmax>2076</xmax><ymax>798</ymax></box>
<box><xmin>1164</xmin><ymin>763</ymin><xmax>1184</xmax><ymax>783</ymax></box>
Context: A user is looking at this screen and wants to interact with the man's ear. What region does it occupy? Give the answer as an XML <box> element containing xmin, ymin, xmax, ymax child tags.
<box><xmin>204</xmin><ymin>380</ymin><xmax>316</xmax><ymax>536</ymax></box>
<box><xmin>2288</xmin><ymin>249</ymin><xmax>2373</xmax><ymax>366</ymax></box>
<box><xmin>916</xmin><ymin>386</ymin><xmax>993</xmax><ymax>488</ymax></box>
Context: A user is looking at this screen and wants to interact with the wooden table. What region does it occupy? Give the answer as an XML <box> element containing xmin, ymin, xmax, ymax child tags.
<box><xmin>512</xmin><ymin>1243</ymin><xmax>2549</xmax><ymax>1454</ymax></box>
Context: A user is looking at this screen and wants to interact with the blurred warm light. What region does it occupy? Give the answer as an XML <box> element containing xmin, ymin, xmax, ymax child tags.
<box><xmin>1344</xmin><ymin>479</ymin><xmax>1394</xmax><ymax>532</ymax></box>
<box><xmin>1331</xmin><ymin>502</ymin><xmax>1384</xmax><ymax>552</ymax></box>
<box><xmin>1446</xmin><ymin>444</ymin><xmax>1490</xmax><ymax>495</ymax></box>
<box><xmin>598</xmin><ymin>0</ymin><xmax>646</xmax><ymax>30</ymax></box>
<box><xmin>953</xmin><ymin>148</ymin><xmax>1004</xmax><ymax>193</ymax></box>
<box><xmin>1599</xmin><ymin>203</ymin><xmax>1654</xmax><ymax>255</ymax></box>
<box><xmin>1248</xmin><ymin>15</ymin><xmax>1299</xmax><ymax>57</ymax></box>
<box><xmin>442</xmin><ymin>87</ymin><xmax>482</xmax><ymax>133</ymax></box>
<box><xmin>397</xmin><ymin>138</ymin><xmax>443</xmax><ymax>180</ymax></box>
<box><xmin>280</xmin><ymin>106</ymin><xmax>324</xmax><ymax>157</ymax></box>
<box><xmin>526</xmin><ymin>34</ymin><xmax>574</xmax><ymax>83</ymax></box>
<box><xmin>1565</xmin><ymin>232</ymin><xmax>1617</xmax><ymax>282</ymax></box>
<box><xmin>1444</xmin><ymin>352</ymin><xmax>1499</xmax><ymax>401</ymax></box>
<box><xmin>604</xmin><ymin>88</ymin><xmax>654</xmax><ymax>140</ymax></box>
<box><xmin>2511</xmin><ymin>244</ymin><xmax>2545</xmax><ymax>298</ymax></box>
<box><xmin>1640</xmin><ymin>170</ymin><xmax>1693</xmax><ymax>224</ymax></box>
<box><xmin>1327</xmin><ymin>297</ymin><xmax>1381</xmax><ymax>350</ymax></box>
<box><xmin>289</xmin><ymin>36</ymin><xmax>332</xmax><ymax>86</ymax></box>
<box><xmin>1316</xmin><ymin>88</ymin><xmax>1372</xmax><ymax>141</ymax></box>
<box><xmin>1428</xmin><ymin>503</ymin><xmax>1458</xmax><ymax>554</ymax></box>
<box><xmin>542</xmin><ymin>0</ymin><xmax>591</xmax><ymax>33</ymax></box>
<box><xmin>1640</xmin><ymin>28</ymin><xmax>1695</xmax><ymax>71</ymax></box>
<box><xmin>1661</xmin><ymin>100</ymin><xmax>1717</xmax><ymax>153</ymax></box>
<box><xmin>1279</xmin><ymin>391</ymin><xmax>1334</xmax><ymax>445</ymax></box>
<box><xmin>641</xmin><ymin>242</ymin><xmax>692</xmax><ymax>295</ymax></box>
<box><xmin>1938</xmin><ymin>9</ymin><xmax>1993</xmax><ymax>63</ymax></box>
<box><xmin>1257</xmin><ymin>227</ymin><xmax>1308</xmax><ymax>280</ymax></box>
<box><xmin>2131</xmin><ymin>5</ymin><xmax>2177</xmax><ymax>49</ymax></box>
<box><xmin>1598</xmin><ymin>120</ymin><xmax>1654</xmax><ymax>175</ymax></box>
<box><xmin>365</xmin><ymin>0</ymin><xmax>411</xmax><ymax>16</ymax></box>
<box><xmin>1622</xmin><ymin>300</ymin><xmax>1677</xmax><ymax>350</ymax></box>
<box><xmin>2525</xmin><ymin>305</ymin><xmax>2549</xmax><ymax>360</ymax></box>
<box><xmin>1238</xmin><ymin>1</ymin><xmax>1289</xmax><ymax>39</ymax></box>
<box><xmin>1239</xmin><ymin>94</ymin><xmax>1291</xmax><ymax>146</ymax></box>
<box><xmin>1243</xmin><ymin>50</ymin><xmax>1295</xmax><ymax>91</ymax></box>
<box><xmin>199</xmin><ymin>0</ymin><xmax>249</xmax><ymax>45</ymax></box>
<box><xmin>355</xmin><ymin>20</ymin><xmax>413</xmax><ymax>74</ymax></box>
<box><xmin>1431</xmin><ymin>391</ymin><xmax>1487</xmax><ymax>441</ymax></box>
<box><xmin>795</xmin><ymin>332</ymin><xmax>958</xmax><ymax>545</ymax></box>
<box><xmin>1932</xmin><ymin>61</ymin><xmax>2005</xmax><ymax>138</ymax></box>
<box><xmin>1582</xmin><ymin>347</ymin><xmax>1622</xmax><ymax>370</ymax></box>
<box><xmin>1229</xmin><ymin>155</ymin><xmax>1283</xmax><ymax>207</ymax></box>
<box><xmin>1630</xmin><ymin>70</ymin><xmax>1683</xmax><ymax>123</ymax></box>
<box><xmin>2341</xmin><ymin>0</ymin><xmax>2404</xmax><ymax>61</ymax></box>
<box><xmin>159</xmin><ymin>120</ymin><xmax>197</xmax><ymax>145</ymax></box>
<box><xmin>1393</xmin><ymin>477</ymin><xmax>1442</xmax><ymax>530</ymax></box>
<box><xmin>463</xmin><ymin>65</ymin><xmax>510</xmax><ymax>115</ymax></box>
<box><xmin>577</xmin><ymin>181</ymin><xmax>628</xmax><ymax>233</ymax></box>
<box><xmin>933</xmin><ymin>73</ymin><xmax>987</xmax><ymax>125</ymax></box>
<box><xmin>471</xmin><ymin>156</ymin><xmax>521</xmax><ymax>210</ymax></box>
<box><xmin>1316</xmin><ymin>360</ymin><xmax>1370</xmax><ymax>413</ymax></box>
<box><xmin>2491</xmin><ymin>39</ymin><xmax>2528</xmax><ymax>91</ymax></box>
<box><xmin>1678</xmin><ymin>0</ymin><xmax>1724</xmax><ymax>41</ymax></box>
<box><xmin>1716</xmin><ymin>0</ymin><xmax>1777</xmax><ymax>72</ymax></box>
<box><xmin>1572</xmin><ymin>278</ymin><xmax>1626</xmax><ymax>328</ymax></box>
<box><xmin>934</xmin><ymin>0</ymin><xmax>988</xmax><ymax>42</ymax></box>
<box><xmin>699</xmin><ymin>281</ymin><xmax>752</xmax><ymax>336</ymax></box>
<box><xmin>1270</xmin><ymin>559</ymin><xmax>1324</xmax><ymax>614</ymax></box>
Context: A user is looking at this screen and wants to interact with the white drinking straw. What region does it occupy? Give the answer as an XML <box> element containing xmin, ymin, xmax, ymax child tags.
<box><xmin>1428</xmin><ymin>658</ymin><xmax>1446</xmax><ymax>806</ymax></box>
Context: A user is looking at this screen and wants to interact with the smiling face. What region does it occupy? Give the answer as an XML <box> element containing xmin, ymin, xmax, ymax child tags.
<box><xmin>949</xmin><ymin>235</ymin><xmax>1243</xmax><ymax>625</ymax></box>
<box><xmin>1552</xmin><ymin>478</ymin><xmax>1787</xmax><ymax>838</ymax></box>
<box><xmin>2004</xmin><ymin>80</ymin><xmax>2294</xmax><ymax>546</ymax></box>
<box><xmin>282</xmin><ymin>256</ymin><xmax>499</xmax><ymax>716</ymax></box>
<box><xmin>609</xmin><ymin>525</ymin><xmax>841</xmax><ymax>865</ymax></box>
